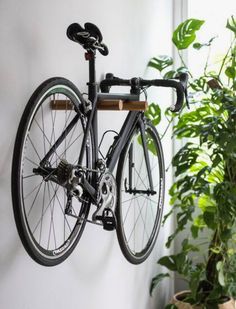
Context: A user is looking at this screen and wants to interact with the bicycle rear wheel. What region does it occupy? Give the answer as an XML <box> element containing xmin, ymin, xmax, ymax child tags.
<box><xmin>116</xmin><ymin>121</ymin><xmax>165</xmax><ymax>264</ymax></box>
<box><xmin>11</xmin><ymin>77</ymin><xmax>92</xmax><ymax>266</ymax></box>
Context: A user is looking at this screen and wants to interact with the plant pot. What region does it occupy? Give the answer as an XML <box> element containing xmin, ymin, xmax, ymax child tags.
<box><xmin>172</xmin><ymin>291</ymin><xmax>235</xmax><ymax>309</ymax></box>
<box><xmin>171</xmin><ymin>291</ymin><xmax>202</xmax><ymax>309</ymax></box>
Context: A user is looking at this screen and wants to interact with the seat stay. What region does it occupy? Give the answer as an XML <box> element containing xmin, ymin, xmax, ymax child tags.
<box><xmin>40</xmin><ymin>114</ymin><xmax>80</xmax><ymax>166</ymax></box>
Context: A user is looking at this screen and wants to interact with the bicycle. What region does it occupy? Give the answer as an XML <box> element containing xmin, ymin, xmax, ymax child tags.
<box><xmin>11</xmin><ymin>22</ymin><xmax>188</xmax><ymax>266</ymax></box>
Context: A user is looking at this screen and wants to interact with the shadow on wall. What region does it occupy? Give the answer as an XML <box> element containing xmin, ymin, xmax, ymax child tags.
<box><xmin>0</xmin><ymin>141</ymin><xmax>24</xmax><ymax>279</ymax></box>
<box><xmin>0</xmin><ymin>4</ymin><xmax>47</xmax><ymax>277</ymax></box>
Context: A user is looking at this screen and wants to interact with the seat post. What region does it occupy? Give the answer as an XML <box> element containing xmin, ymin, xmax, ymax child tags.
<box><xmin>84</xmin><ymin>51</ymin><xmax>99</xmax><ymax>171</ymax></box>
<box><xmin>85</xmin><ymin>51</ymin><xmax>97</xmax><ymax>102</ymax></box>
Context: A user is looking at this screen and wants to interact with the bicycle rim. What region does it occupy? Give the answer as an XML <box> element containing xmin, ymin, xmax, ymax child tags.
<box><xmin>116</xmin><ymin>122</ymin><xmax>165</xmax><ymax>264</ymax></box>
<box><xmin>12</xmin><ymin>78</ymin><xmax>92</xmax><ymax>266</ymax></box>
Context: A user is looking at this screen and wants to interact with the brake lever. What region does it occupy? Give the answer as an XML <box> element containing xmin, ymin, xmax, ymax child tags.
<box><xmin>185</xmin><ymin>88</ymin><xmax>190</xmax><ymax>109</ymax></box>
<box><xmin>177</xmin><ymin>72</ymin><xmax>189</xmax><ymax>110</ymax></box>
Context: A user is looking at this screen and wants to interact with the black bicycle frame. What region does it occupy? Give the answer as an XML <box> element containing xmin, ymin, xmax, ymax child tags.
<box><xmin>40</xmin><ymin>51</ymin><xmax>154</xmax><ymax>202</ymax></box>
<box><xmin>77</xmin><ymin>52</ymin><xmax>142</xmax><ymax>173</ymax></box>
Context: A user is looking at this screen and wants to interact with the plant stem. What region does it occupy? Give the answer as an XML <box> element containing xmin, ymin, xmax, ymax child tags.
<box><xmin>204</xmin><ymin>46</ymin><xmax>211</xmax><ymax>76</ymax></box>
<box><xmin>217</xmin><ymin>39</ymin><xmax>235</xmax><ymax>78</ymax></box>
<box><xmin>178</xmin><ymin>50</ymin><xmax>193</xmax><ymax>78</ymax></box>
<box><xmin>161</xmin><ymin>117</ymin><xmax>174</xmax><ymax>140</ymax></box>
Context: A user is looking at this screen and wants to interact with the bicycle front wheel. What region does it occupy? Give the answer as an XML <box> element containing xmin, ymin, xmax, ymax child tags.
<box><xmin>12</xmin><ymin>77</ymin><xmax>93</xmax><ymax>266</ymax></box>
<box><xmin>116</xmin><ymin>121</ymin><xmax>165</xmax><ymax>264</ymax></box>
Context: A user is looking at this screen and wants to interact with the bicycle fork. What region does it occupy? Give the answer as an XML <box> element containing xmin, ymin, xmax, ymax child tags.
<box><xmin>125</xmin><ymin>119</ymin><xmax>156</xmax><ymax>196</ymax></box>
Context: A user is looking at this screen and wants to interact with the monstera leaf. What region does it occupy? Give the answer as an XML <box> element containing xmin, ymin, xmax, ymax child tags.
<box><xmin>148</xmin><ymin>55</ymin><xmax>173</xmax><ymax>72</ymax></box>
<box><xmin>172</xmin><ymin>19</ymin><xmax>205</xmax><ymax>50</ymax></box>
<box><xmin>145</xmin><ymin>102</ymin><xmax>161</xmax><ymax>126</ymax></box>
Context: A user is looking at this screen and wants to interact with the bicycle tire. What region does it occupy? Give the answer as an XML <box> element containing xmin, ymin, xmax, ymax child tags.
<box><xmin>11</xmin><ymin>77</ymin><xmax>93</xmax><ymax>266</ymax></box>
<box><xmin>116</xmin><ymin>121</ymin><xmax>165</xmax><ymax>264</ymax></box>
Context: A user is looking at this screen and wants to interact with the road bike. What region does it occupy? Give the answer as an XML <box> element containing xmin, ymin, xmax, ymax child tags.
<box><xmin>11</xmin><ymin>22</ymin><xmax>188</xmax><ymax>266</ymax></box>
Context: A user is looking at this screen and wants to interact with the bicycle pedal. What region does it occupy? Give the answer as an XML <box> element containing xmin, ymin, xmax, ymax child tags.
<box><xmin>96</xmin><ymin>208</ymin><xmax>117</xmax><ymax>231</ymax></box>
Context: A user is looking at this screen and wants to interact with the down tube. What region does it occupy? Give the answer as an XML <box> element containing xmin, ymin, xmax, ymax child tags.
<box><xmin>106</xmin><ymin>111</ymin><xmax>140</xmax><ymax>173</ymax></box>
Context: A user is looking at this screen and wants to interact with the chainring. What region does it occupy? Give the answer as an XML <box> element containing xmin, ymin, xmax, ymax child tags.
<box><xmin>92</xmin><ymin>171</ymin><xmax>117</xmax><ymax>220</ymax></box>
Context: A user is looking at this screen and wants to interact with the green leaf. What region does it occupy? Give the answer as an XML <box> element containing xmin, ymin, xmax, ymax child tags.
<box><xmin>137</xmin><ymin>133</ymin><xmax>157</xmax><ymax>156</ymax></box>
<box><xmin>212</xmin><ymin>153</ymin><xmax>222</xmax><ymax>168</ymax></box>
<box><xmin>203</xmin><ymin>211</ymin><xmax>216</xmax><ymax>229</ymax></box>
<box><xmin>182</xmin><ymin>238</ymin><xmax>199</xmax><ymax>252</ymax></box>
<box><xmin>193</xmin><ymin>215</ymin><xmax>206</xmax><ymax>228</ymax></box>
<box><xmin>216</xmin><ymin>261</ymin><xmax>225</xmax><ymax>286</ymax></box>
<box><xmin>172</xmin><ymin>143</ymin><xmax>200</xmax><ymax>177</ymax></box>
<box><xmin>158</xmin><ymin>256</ymin><xmax>177</xmax><ymax>271</ymax></box>
<box><xmin>148</xmin><ymin>55</ymin><xmax>173</xmax><ymax>72</ymax></box>
<box><xmin>191</xmin><ymin>224</ymin><xmax>199</xmax><ymax>239</ymax></box>
<box><xmin>193</xmin><ymin>36</ymin><xmax>217</xmax><ymax>50</ymax></box>
<box><xmin>189</xmin><ymin>267</ymin><xmax>205</xmax><ymax>299</ymax></box>
<box><xmin>158</xmin><ymin>253</ymin><xmax>188</xmax><ymax>274</ymax></box>
<box><xmin>164</xmin><ymin>70</ymin><xmax>176</xmax><ymax>79</ymax></box>
<box><xmin>150</xmin><ymin>273</ymin><xmax>170</xmax><ymax>295</ymax></box>
<box><xmin>172</xmin><ymin>19</ymin><xmax>205</xmax><ymax>50</ymax></box>
<box><xmin>226</xmin><ymin>16</ymin><xmax>236</xmax><ymax>35</ymax></box>
<box><xmin>198</xmin><ymin>194</ymin><xmax>216</xmax><ymax>212</ymax></box>
<box><xmin>146</xmin><ymin>135</ymin><xmax>157</xmax><ymax>155</ymax></box>
<box><xmin>225</xmin><ymin>66</ymin><xmax>235</xmax><ymax>79</ymax></box>
<box><xmin>177</xmin><ymin>66</ymin><xmax>189</xmax><ymax>74</ymax></box>
<box><xmin>221</xmin><ymin>229</ymin><xmax>232</xmax><ymax>242</ymax></box>
<box><xmin>210</xmin><ymin>247</ymin><xmax>221</xmax><ymax>254</ymax></box>
<box><xmin>190</xmin><ymin>161</ymin><xmax>208</xmax><ymax>173</ymax></box>
<box><xmin>145</xmin><ymin>102</ymin><xmax>161</xmax><ymax>126</ymax></box>
<box><xmin>193</xmin><ymin>42</ymin><xmax>202</xmax><ymax>50</ymax></box>
<box><xmin>165</xmin><ymin>305</ymin><xmax>178</xmax><ymax>309</ymax></box>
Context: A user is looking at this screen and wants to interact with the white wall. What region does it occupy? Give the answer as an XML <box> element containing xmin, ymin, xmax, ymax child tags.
<box><xmin>0</xmin><ymin>1</ymin><xmax>174</xmax><ymax>308</ymax></box>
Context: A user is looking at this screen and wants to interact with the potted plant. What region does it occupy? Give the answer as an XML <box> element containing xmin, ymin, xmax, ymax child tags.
<box><xmin>146</xmin><ymin>16</ymin><xmax>236</xmax><ymax>308</ymax></box>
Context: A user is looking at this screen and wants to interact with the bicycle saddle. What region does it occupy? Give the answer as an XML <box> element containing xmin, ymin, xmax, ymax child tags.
<box><xmin>84</xmin><ymin>22</ymin><xmax>103</xmax><ymax>42</ymax></box>
<box><xmin>67</xmin><ymin>23</ymin><xmax>88</xmax><ymax>44</ymax></box>
<box><xmin>67</xmin><ymin>22</ymin><xmax>108</xmax><ymax>55</ymax></box>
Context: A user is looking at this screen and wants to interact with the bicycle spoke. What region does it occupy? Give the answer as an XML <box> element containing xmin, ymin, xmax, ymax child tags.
<box><xmin>133</xmin><ymin>148</ymin><xmax>145</xmax><ymax>188</ymax></box>
<box><xmin>39</xmin><ymin>182</ymin><xmax>47</xmax><ymax>245</ymax></box>
<box><xmin>41</xmin><ymin>105</ymin><xmax>46</xmax><ymax>156</ymax></box>
<box><xmin>123</xmin><ymin>194</ymin><xmax>135</xmax><ymax>224</ymax></box>
<box><xmin>121</xmin><ymin>194</ymin><xmax>145</xmax><ymax>204</ymax></box>
<box><xmin>136</xmin><ymin>161</ymin><xmax>159</xmax><ymax>190</ymax></box>
<box><xmin>34</xmin><ymin>118</ymin><xmax>61</xmax><ymax>162</ymax></box>
<box><xmin>23</xmin><ymin>174</ymin><xmax>38</xmax><ymax>179</ymax></box>
<box><xmin>142</xmin><ymin>200</ymin><xmax>148</xmax><ymax>248</ymax></box>
<box><xmin>28</xmin><ymin>136</ymin><xmax>42</xmax><ymax>162</ymax></box>
<box><xmin>127</xmin><ymin>197</ymin><xmax>147</xmax><ymax>245</ymax></box>
<box><xmin>56</xmin><ymin>133</ymin><xmax>83</xmax><ymax>163</ymax></box>
<box><xmin>46</xmin><ymin>182</ymin><xmax>57</xmax><ymax>250</ymax></box>
<box><xmin>24</xmin><ymin>179</ymin><xmax>43</xmax><ymax>202</ymax></box>
<box><xmin>50</xmin><ymin>132</ymin><xmax>83</xmax><ymax>167</ymax></box>
<box><xmin>49</xmin><ymin>182</ymin><xmax>72</xmax><ymax>233</ymax></box>
<box><xmin>26</xmin><ymin>180</ymin><xmax>44</xmax><ymax>216</ymax></box>
<box><xmin>137</xmin><ymin>197</ymin><xmax>150</xmax><ymax>242</ymax></box>
<box><xmin>25</xmin><ymin>156</ymin><xmax>40</xmax><ymax>167</ymax></box>
<box><xmin>32</xmin><ymin>185</ymin><xmax>59</xmax><ymax>235</ymax></box>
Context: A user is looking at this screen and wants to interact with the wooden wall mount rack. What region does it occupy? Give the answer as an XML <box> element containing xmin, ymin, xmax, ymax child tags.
<box><xmin>50</xmin><ymin>100</ymin><xmax>148</xmax><ymax>111</ymax></box>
